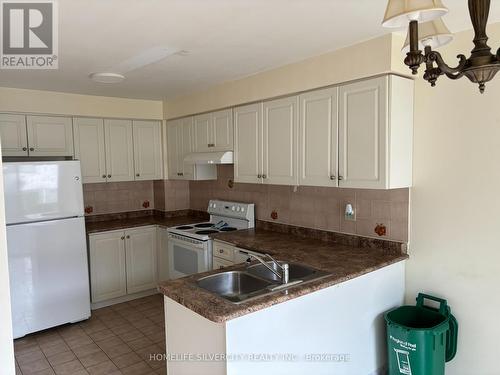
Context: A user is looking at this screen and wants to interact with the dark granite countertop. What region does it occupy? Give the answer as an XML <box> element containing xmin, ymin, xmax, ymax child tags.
<box><xmin>85</xmin><ymin>210</ymin><xmax>209</xmax><ymax>234</ymax></box>
<box><xmin>158</xmin><ymin>227</ymin><xmax>408</xmax><ymax>323</ymax></box>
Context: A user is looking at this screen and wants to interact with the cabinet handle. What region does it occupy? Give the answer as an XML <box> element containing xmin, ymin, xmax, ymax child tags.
<box><xmin>107</xmin><ymin>174</ymin><xmax>111</xmax><ymax>178</ymax></box>
<box><xmin>121</xmin><ymin>236</ymin><xmax>125</xmax><ymax>240</ymax></box>
<box><xmin>29</xmin><ymin>147</ymin><xmax>34</xmax><ymax>151</ymax></box>
<box><xmin>136</xmin><ymin>173</ymin><xmax>140</xmax><ymax>177</ymax></box>
<box><xmin>102</xmin><ymin>174</ymin><xmax>106</xmax><ymax>179</ymax></box>
<box><xmin>257</xmin><ymin>174</ymin><xmax>262</xmax><ymax>179</ymax></box>
<box><xmin>330</xmin><ymin>175</ymin><xmax>336</xmax><ymax>180</ymax></box>
<box><xmin>180</xmin><ymin>173</ymin><xmax>184</xmax><ymax>176</ymax></box>
<box><xmin>219</xmin><ymin>249</ymin><xmax>224</xmax><ymax>253</ymax></box>
<box><xmin>22</xmin><ymin>147</ymin><xmax>27</xmax><ymax>151</ymax></box>
<box><xmin>126</xmin><ymin>235</ymin><xmax>130</xmax><ymax>239</ymax></box>
<box><xmin>262</xmin><ymin>174</ymin><xmax>267</xmax><ymax>179</ymax></box>
<box><xmin>338</xmin><ymin>175</ymin><xmax>344</xmax><ymax>181</ymax></box>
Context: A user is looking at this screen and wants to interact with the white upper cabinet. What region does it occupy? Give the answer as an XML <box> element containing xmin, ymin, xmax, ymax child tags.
<box><xmin>234</xmin><ymin>103</ymin><xmax>263</xmax><ymax>184</ymax></box>
<box><xmin>26</xmin><ymin>116</ymin><xmax>74</xmax><ymax>157</ymax></box>
<box><xmin>193</xmin><ymin>113</ymin><xmax>212</xmax><ymax>152</ymax></box>
<box><xmin>299</xmin><ymin>87</ymin><xmax>339</xmax><ymax>187</ymax></box>
<box><xmin>211</xmin><ymin>109</ymin><xmax>233</xmax><ymax>151</ymax></box>
<box><xmin>338</xmin><ymin>75</ymin><xmax>413</xmax><ymax>189</ymax></box>
<box><xmin>193</xmin><ymin>109</ymin><xmax>233</xmax><ymax>152</ymax></box>
<box><xmin>166</xmin><ymin>117</ymin><xmax>216</xmax><ymax>181</ymax></box>
<box><xmin>125</xmin><ymin>226</ymin><xmax>158</xmax><ymax>294</ymax></box>
<box><xmin>104</xmin><ymin>119</ymin><xmax>135</xmax><ymax>182</ymax></box>
<box><xmin>73</xmin><ymin>117</ymin><xmax>107</xmax><ymax>183</ymax></box>
<box><xmin>0</xmin><ymin>114</ymin><xmax>28</xmax><ymax>156</ymax></box>
<box><xmin>180</xmin><ymin>117</ymin><xmax>195</xmax><ymax>180</ymax></box>
<box><xmin>262</xmin><ymin>96</ymin><xmax>299</xmax><ymax>186</ymax></box>
<box><xmin>133</xmin><ymin>120</ymin><xmax>162</xmax><ymax>180</ymax></box>
<box><xmin>166</xmin><ymin>118</ymin><xmax>182</xmax><ymax>179</ymax></box>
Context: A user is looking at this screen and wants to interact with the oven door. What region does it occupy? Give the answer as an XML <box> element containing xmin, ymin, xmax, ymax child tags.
<box><xmin>167</xmin><ymin>233</ymin><xmax>212</xmax><ymax>279</ymax></box>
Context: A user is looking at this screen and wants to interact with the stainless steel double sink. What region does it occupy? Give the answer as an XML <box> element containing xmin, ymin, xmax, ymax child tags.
<box><xmin>197</xmin><ymin>261</ymin><xmax>329</xmax><ymax>304</ymax></box>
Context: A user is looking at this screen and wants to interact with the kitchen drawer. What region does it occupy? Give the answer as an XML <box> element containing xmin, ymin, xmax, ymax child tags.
<box><xmin>213</xmin><ymin>241</ymin><xmax>235</xmax><ymax>262</ymax></box>
<box><xmin>213</xmin><ymin>256</ymin><xmax>233</xmax><ymax>270</ymax></box>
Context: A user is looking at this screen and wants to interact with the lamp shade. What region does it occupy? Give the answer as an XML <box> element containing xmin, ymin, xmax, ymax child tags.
<box><xmin>382</xmin><ymin>0</ymin><xmax>448</xmax><ymax>28</ymax></box>
<box><xmin>402</xmin><ymin>18</ymin><xmax>453</xmax><ymax>52</ymax></box>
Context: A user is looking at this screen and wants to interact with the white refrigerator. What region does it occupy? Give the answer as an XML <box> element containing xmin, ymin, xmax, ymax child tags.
<box><xmin>3</xmin><ymin>161</ymin><xmax>91</xmax><ymax>338</ymax></box>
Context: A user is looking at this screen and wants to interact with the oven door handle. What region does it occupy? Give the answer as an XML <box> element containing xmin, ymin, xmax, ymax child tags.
<box><xmin>167</xmin><ymin>234</ymin><xmax>205</xmax><ymax>248</ymax></box>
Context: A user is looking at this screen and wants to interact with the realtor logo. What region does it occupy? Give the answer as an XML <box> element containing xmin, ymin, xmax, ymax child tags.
<box><xmin>1</xmin><ymin>0</ymin><xmax>58</xmax><ymax>69</ymax></box>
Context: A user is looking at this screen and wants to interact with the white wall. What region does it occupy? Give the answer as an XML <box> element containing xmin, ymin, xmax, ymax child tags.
<box><xmin>164</xmin><ymin>34</ymin><xmax>398</xmax><ymax>118</ymax></box>
<box><xmin>406</xmin><ymin>23</ymin><xmax>500</xmax><ymax>375</ymax></box>
<box><xmin>0</xmin><ymin>87</ymin><xmax>163</xmax><ymax>119</ymax></box>
<box><xmin>0</xmin><ymin>149</ymin><xmax>15</xmax><ymax>374</ymax></box>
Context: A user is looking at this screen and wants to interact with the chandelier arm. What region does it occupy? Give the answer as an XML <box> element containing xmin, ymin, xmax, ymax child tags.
<box><xmin>426</xmin><ymin>51</ymin><xmax>468</xmax><ymax>75</ymax></box>
<box><xmin>444</xmin><ymin>72</ymin><xmax>465</xmax><ymax>80</ymax></box>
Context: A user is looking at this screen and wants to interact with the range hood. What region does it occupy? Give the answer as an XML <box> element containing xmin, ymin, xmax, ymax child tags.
<box><xmin>184</xmin><ymin>151</ymin><xmax>233</xmax><ymax>165</ymax></box>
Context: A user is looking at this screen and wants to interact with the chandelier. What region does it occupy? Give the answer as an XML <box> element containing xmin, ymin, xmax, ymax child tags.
<box><xmin>382</xmin><ymin>0</ymin><xmax>500</xmax><ymax>93</ymax></box>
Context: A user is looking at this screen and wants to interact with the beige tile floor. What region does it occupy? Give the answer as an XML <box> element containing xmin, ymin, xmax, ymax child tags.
<box><xmin>13</xmin><ymin>294</ymin><xmax>166</xmax><ymax>375</ymax></box>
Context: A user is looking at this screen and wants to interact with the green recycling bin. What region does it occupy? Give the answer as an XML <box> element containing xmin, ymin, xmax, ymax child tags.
<box><xmin>385</xmin><ymin>293</ymin><xmax>458</xmax><ymax>375</ymax></box>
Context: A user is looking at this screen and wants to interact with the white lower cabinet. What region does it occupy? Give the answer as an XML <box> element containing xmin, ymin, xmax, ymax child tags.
<box><xmin>125</xmin><ymin>227</ymin><xmax>158</xmax><ymax>294</ymax></box>
<box><xmin>89</xmin><ymin>231</ymin><xmax>127</xmax><ymax>303</ymax></box>
<box><xmin>212</xmin><ymin>240</ymin><xmax>250</xmax><ymax>270</ymax></box>
<box><xmin>89</xmin><ymin>226</ymin><xmax>158</xmax><ymax>304</ymax></box>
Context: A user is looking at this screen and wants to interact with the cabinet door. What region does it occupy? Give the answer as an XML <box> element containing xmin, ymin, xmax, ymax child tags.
<box><xmin>338</xmin><ymin>76</ymin><xmax>387</xmax><ymax>189</ymax></box>
<box><xmin>262</xmin><ymin>96</ymin><xmax>298</xmax><ymax>186</ymax></box>
<box><xmin>233</xmin><ymin>103</ymin><xmax>263</xmax><ymax>184</ymax></box>
<box><xmin>125</xmin><ymin>226</ymin><xmax>158</xmax><ymax>294</ymax></box>
<box><xmin>0</xmin><ymin>114</ymin><xmax>28</xmax><ymax>156</ymax></box>
<box><xmin>193</xmin><ymin>113</ymin><xmax>212</xmax><ymax>152</ymax></box>
<box><xmin>73</xmin><ymin>117</ymin><xmax>107</xmax><ymax>183</ymax></box>
<box><xmin>89</xmin><ymin>231</ymin><xmax>127</xmax><ymax>303</ymax></box>
<box><xmin>166</xmin><ymin>119</ymin><xmax>181</xmax><ymax>179</ymax></box>
<box><xmin>299</xmin><ymin>88</ymin><xmax>338</xmax><ymax>187</ymax></box>
<box><xmin>213</xmin><ymin>257</ymin><xmax>233</xmax><ymax>270</ymax></box>
<box><xmin>180</xmin><ymin>117</ymin><xmax>195</xmax><ymax>180</ymax></box>
<box><xmin>212</xmin><ymin>109</ymin><xmax>233</xmax><ymax>151</ymax></box>
<box><xmin>26</xmin><ymin>116</ymin><xmax>73</xmax><ymax>156</ymax></box>
<box><xmin>133</xmin><ymin>120</ymin><xmax>162</xmax><ymax>180</ymax></box>
<box><xmin>104</xmin><ymin>119</ymin><xmax>135</xmax><ymax>182</ymax></box>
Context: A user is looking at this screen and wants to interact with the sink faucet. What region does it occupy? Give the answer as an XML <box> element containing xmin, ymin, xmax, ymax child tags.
<box><xmin>244</xmin><ymin>251</ymin><xmax>289</xmax><ymax>284</ymax></box>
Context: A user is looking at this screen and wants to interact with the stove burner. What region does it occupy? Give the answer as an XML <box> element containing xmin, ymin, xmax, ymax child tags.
<box><xmin>194</xmin><ymin>223</ymin><xmax>214</xmax><ymax>228</ymax></box>
<box><xmin>219</xmin><ymin>227</ymin><xmax>237</xmax><ymax>232</ymax></box>
<box><xmin>195</xmin><ymin>230</ymin><xmax>219</xmax><ymax>235</ymax></box>
<box><xmin>176</xmin><ymin>225</ymin><xmax>193</xmax><ymax>230</ymax></box>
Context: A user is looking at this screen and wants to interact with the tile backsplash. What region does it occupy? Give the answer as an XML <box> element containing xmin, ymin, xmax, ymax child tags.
<box><xmin>190</xmin><ymin>165</ymin><xmax>409</xmax><ymax>242</ymax></box>
<box><xmin>83</xmin><ymin>181</ymin><xmax>155</xmax><ymax>215</ymax></box>
<box><xmin>83</xmin><ymin>165</ymin><xmax>410</xmax><ymax>242</ymax></box>
<box><xmin>153</xmin><ymin>180</ymin><xmax>190</xmax><ymax>211</ymax></box>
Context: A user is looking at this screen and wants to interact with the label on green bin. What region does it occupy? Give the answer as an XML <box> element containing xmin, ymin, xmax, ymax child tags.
<box><xmin>390</xmin><ymin>336</ymin><xmax>417</xmax><ymax>375</ymax></box>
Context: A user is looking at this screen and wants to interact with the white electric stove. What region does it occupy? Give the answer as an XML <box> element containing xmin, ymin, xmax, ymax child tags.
<box><xmin>167</xmin><ymin>200</ymin><xmax>255</xmax><ymax>279</ymax></box>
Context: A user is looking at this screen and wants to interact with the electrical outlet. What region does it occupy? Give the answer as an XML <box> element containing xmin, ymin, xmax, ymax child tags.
<box><xmin>344</xmin><ymin>203</ymin><xmax>356</xmax><ymax>221</ymax></box>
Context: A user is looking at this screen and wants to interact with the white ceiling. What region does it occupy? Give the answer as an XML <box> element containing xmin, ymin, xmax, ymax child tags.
<box><xmin>1</xmin><ymin>0</ymin><xmax>499</xmax><ymax>100</ymax></box>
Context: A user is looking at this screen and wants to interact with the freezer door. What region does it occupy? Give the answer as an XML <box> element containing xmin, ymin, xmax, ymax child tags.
<box><xmin>3</xmin><ymin>161</ymin><xmax>84</xmax><ymax>224</ymax></box>
<box><xmin>7</xmin><ymin>217</ymin><xmax>91</xmax><ymax>338</ymax></box>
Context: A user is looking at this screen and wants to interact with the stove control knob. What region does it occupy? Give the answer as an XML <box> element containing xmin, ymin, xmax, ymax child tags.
<box><xmin>236</xmin><ymin>206</ymin><xmax>240</xmax><ymax>212</ymax></box>
<box><xmin>231</xmin><ymin>206</ymin><xmax>235</xmax><ymax>211</ymax></box>
<box><xmin>241</xmin><ymin>207</ymin><xmax>245</xmax><ymax>212</ymax></box>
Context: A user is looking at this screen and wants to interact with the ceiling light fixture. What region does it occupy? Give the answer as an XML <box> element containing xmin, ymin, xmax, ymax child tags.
<box><xmin>383</xmin><ymin>0</ymin><xmax>500</xmax><ymax>93</ymax></box>
<box><xmin>89</xmin><ymin>72</ymin><xmax>125</xmax><ymax>84</ymax></box>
